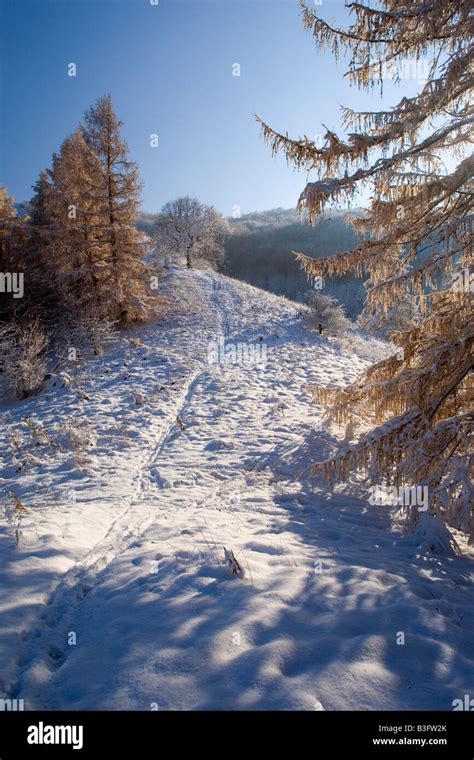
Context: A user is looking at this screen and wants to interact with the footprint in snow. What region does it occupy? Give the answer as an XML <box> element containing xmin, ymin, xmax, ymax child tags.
<box><xmin>204</xmin><ymin>439</ymin><xmax>234</xmax><ymax>452</ymax></box>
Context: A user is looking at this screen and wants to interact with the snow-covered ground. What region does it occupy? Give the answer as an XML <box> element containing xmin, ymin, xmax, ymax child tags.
<box><xmin>1</xmin><ymin>268</ymin><xmax>473</xmax><ymax>710</ymax></box>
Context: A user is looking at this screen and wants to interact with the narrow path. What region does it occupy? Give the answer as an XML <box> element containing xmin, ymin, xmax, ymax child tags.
<box><xmin>5</xmin><ymin>273</ymin><xmax>224</xmax><ymax>702</ymax></box>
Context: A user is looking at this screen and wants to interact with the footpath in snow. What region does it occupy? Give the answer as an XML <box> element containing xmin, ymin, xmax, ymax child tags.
<box><xmin>0</xmin><ymin>268</ymin><xmax>473</xmax><ymax>710</ymax></box>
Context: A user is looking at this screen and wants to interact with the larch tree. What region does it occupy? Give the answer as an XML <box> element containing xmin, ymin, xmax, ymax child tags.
<box><xmin>0</xmin><ymin>185</ymin><xmax>17</xmax><ymax>266</ymax></box>
<box><xmin>155</xmin><ymin>196</ymin><xmax>228</xmax><ymax>269</ymax></box>
<box><xmin>27</xmin><ymin>170</ymin><xmax>56</xmax><ymax>314</ymax></box>
<box><xmin>0</xmin><ymin>185</ymin><xmax>18</xmax><ymax>284</ymax></box>
<box><xmin>45</xmin><ymin>128</ymin><xmax>107</xmax><ymax>321</ymax></box>
<box><xmin>82</xmin><ymin>95</ymin><xmax>151</xmax><ymax>324</ymax></box>
<box><xmin>0</xmin><ymin>186</ymin><xmax>17</xmax><ymax>321</ymax></box>
<box><xmin>257</xmin><ymin>1</ymin><xmax>473</xmax><ymax>545</ymax></box>
<box><xmin>0</xmin><ymin>186</ymin><xmax>49</xmax><ymax>398</ymax></box>
<box><xmin>0</xmin><ymin>185</ymin><xmax>28</xmax><ymax>321</ymax></box>
<box><xmin>27</xmin><ymin>144</ymin><xmax>87</xmax><ymax>319</ymax></box>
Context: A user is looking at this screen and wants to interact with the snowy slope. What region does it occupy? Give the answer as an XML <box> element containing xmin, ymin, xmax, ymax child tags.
<box><xmin>0</xmin><ymin>268</ymin><xmax>473</xmax><ymax>711</ymax></box>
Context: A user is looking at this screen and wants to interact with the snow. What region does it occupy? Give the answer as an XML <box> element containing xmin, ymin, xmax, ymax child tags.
<box><xmin>1</xmin><ymin>267</ymin><xmax>473</xmax><ymax>711</ymax></box>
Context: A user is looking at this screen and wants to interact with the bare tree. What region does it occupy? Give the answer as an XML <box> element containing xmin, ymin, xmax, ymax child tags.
<box><xmin>305</xmin><ymin>292</ymin><xmax>351</xmax><ymax>336</ymax></box>
<box><xmin>155</xmin><ymin>196</ymin><xmax>228</xmax><ymax>269</ymax></box>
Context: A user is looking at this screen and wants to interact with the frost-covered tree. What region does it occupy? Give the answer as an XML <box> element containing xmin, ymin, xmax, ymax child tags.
<box><xmin>0</xmin><ymin>186</ymin><xmax>17</xmax><ymax>269</ymax></box>
<box><xmin>81</xmin><ymin>95</ymin><xmax>151</xmax><ymax>324</ymax></box>
<box><xmin>258</xmin><ymin>1</ymin><xmax>473</xmax><ymax>544</ymax></box>
<box><xmin>28</xmin><ymin>134</ymin><xmax>103</xmax><ymax>320</ymax></box>
<box><xmin>357</xmin><ymin>293</ymin><xmax>420</xmax><ymax>337</ymax></box>
<box><xmin>28</xmin><ymin>96</ymin><xmax>151</xmax><ymax>326</ymax></box>
<box><xmin>0</xmin><ymin>185</ymin><xmax>29</xmax><ymax>321</ymax></box>
<box><xmin>49</xmin><ymin>129</ymin><xmax>105</xmax><ymax>315</ymax></box>
<box><xmin>155</xmin><ymin>196</ymin><xmax>228</xmax><ymax>269</ymax></box>
<box><xmin>0</xmin><ymin>186</ymin><xmax>18</xmax><ymax>309</ymax></box>
<box><xmin>305</xmin><ymin>292</ymin><xmax>351</xmax><ymax>335</ymax></box>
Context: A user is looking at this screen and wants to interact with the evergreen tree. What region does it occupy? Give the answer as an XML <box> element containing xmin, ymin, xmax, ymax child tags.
<box><xmin>28</xmin><ymin>168</ymin><xmax>65</xmax><ymax>317</ymax></box>
<box><xmin>0</xmin><ymin>185</ymin><xmax>17</xmax><ymax>273</ymax></box>
<box><xmin>258</xmin><ymin>1</ymin><xmax>473</xmax><ymax>543</ymax></box>
<box><xmin>81</xmin><ymin>95</ymin><xmax>150</xmax><ymax>324</ymax></box>
<box><xmin>0</xmin><ymin>185</ymin><xmax>28</xmax><ymax>321</ymax></box>
<box><xmin>47</xmin><ymin>128</ymin><xmax>106</xmax><ymax>320</ymax></box>
<box><xmin>28</xmin><ymin>96</ymin><xmax>151</xmax><ymax>326</ymax></box>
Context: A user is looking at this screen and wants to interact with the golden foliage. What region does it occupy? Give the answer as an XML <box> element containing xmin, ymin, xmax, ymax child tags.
<box><xmin>258</xmin><ymin>1</ymin><xmax>474</xmax><ymax>543</ymax></box>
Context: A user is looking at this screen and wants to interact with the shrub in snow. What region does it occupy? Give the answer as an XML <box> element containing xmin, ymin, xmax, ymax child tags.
<box><xmin>224</xmin><ymin>547</ymin><xmax>246</xmax><ymax>579</ymax></box>
<box><xmin>129</xmin><ymin>336</ymin><xmax>145</xmax><ymax>349</ymax></box>
<box><xmin>25</xmin><ymin>417</ymin><xmax>59</xmax><ymax>451</ymax></box>
<box><xmin>0</xmin><ymin>321</ymin><xmax>49</xmax><ymax>399</ymax></box>
<box><xmin>57</xmin><ymin>371</ymin><xmax>73</xmax><ymax>389</ymax></box>
<box><xmin>59</xmin><ymin>317</ymin><xmax>118</xmax><ymax>361</ymax></box>
<box><xmin>5</xmin><ymin>424</ymin><xmax>44</xmax><ymax>470</ymax></box>
<box><xmin>132</xmin><ymin>390</ymin><xmax>148</xmax><ymax>406</ymax></box>
<box><xmin>304</xmin><ymin>292</ymin><xmax>351</xmax><ymax>336</ymax></box>
<box><xmin>335</xmin><ymin>330</ymin><xmax>391</xmax><ymax>364</ymax></box>
<box><xmin>57</xmin><ymin>419</ymin><xmax>97</xmax><ymax>451</ymax></box>
<box><xmin>406</xmin><ymin>512</ymin><xmax>460</xmax><ymax>557</ymax></box>
<box><xmin>3</xmin><ymin>491</ymin><xmax>28</xmax><ymax>549</ymax></box>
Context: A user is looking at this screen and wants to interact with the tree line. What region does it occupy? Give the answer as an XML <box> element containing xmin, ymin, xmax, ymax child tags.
<box><xmin>0</xmin><ymin>95</ymin><xmax>158</xmax><ymax>397</ymax></box>
<box><xmin>1</xmin><ymin>95</ymin><xmax>154</xmax><ymax>329</ymax></box>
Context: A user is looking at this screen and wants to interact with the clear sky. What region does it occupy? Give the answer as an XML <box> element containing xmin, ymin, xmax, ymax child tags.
<box><xmin>1</xmin><ymin>0</ymin><xmax>424</xmax><ymax>216</ymax></box>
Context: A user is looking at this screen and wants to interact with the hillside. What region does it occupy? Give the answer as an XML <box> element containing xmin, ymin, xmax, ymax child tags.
<box><xmin>0</xmin><ymin>268</ymin><xmax>472</xmax><ymax>711</ymax></box>
<box><xmin>138</xmin><ymin>208</ymin><xmax>368</xmax><ymax>320</ymax></box>
<box><xmin>223</xmin><ymin>208</ymin><xmax>367</xmax><ymax>319</ymax></box>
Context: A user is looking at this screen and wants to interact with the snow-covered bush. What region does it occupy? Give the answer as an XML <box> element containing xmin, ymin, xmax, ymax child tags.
<box><xmin>25</xmin><ymin>417</ymin><xmax>59</xmax><ymax>451</ymax></box>
<box><xmin>57</xmin><ymin>419</ymin><xmax>97</xmax><ymax>451</ymax></box>
<box><xmin>0</xmin><ymin>321</ymin><xmax>49</xmax><ymax>399</ymax></box>
<box><xmin>3</xmin><ymin>491</ymin><xmax>28</xmax><ymax>549</ymax></box>
<box><xmin>132</xmin><ymin>389</ymin><xmax>148</xmax><ymax>406</ymax></box>
<box><xmin>305</xmin><ymin>292</ymin><xmax>351</xmax><ymax>336</ymax></box>
<box><xmin>59</xmin><ymin>317</ymin><xmax>118</xmax><ymax>361</ymax></box>
<box><xmin>336</xmin><ymin>330</ymin><xmax>391</xmax><ymax>364</ymax></box>
<box><xmin>405</xmin><ymin>512</ymin><xmax>460</xmax><ymax>557</ymax></box>
<box><xmin>129</xmin><ymin>336</ymin><xmax>145</xmax><ymax>349</ymax></box>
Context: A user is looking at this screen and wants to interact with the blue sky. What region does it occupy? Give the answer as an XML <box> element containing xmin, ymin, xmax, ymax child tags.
<box><xmin>1</xmin><ymin>0</ymin><xmax>423</xmax><ymax>215</ymax></box>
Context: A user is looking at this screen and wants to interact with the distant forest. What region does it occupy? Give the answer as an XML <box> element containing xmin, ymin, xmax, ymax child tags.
<box><xmin>223</xmin><ymin>208</ymin><xmax>367</xmax><ymax>319</ymax></box>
